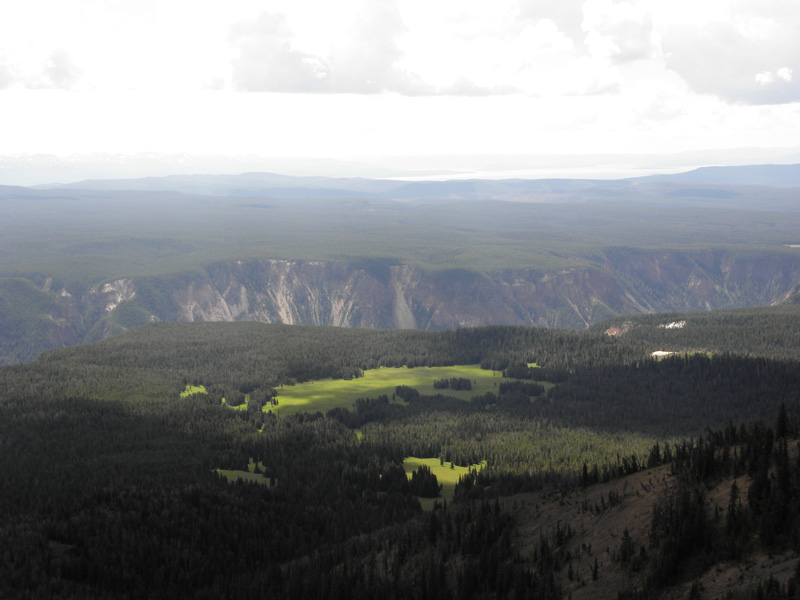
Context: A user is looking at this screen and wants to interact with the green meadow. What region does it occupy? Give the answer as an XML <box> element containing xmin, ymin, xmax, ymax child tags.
<box><xmin>181</xmin><ymin>384</ymin><xmax>249</xmax><ymax>412</ymax></box>
<box><xmin>216</xmin><ymin>459</ymin><xmax>271</xmax><ymax>486</ymax></box>
<box><xmin>216</xmin><ymin>469</ymin><xmax>272</xmax><ymax>486</ymax></box>
<box><xmin>180</xmin><ymin>384</ymin><xmax>207</xmax><ymax>397</ymax></box>
<box><xmin>271</xmin><ymin>364</ymin><xmax>537</xmax><ymax>417</ymax></box>
<box><xmin>403</xmin><ymin>457</ymin><xmax>486</xmax><ymax>510</ymax></box>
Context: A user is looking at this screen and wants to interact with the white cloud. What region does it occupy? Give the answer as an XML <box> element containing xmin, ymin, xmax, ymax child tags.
<box><xmin>0</xmin><ymin>0</ymin><xmax>799</xmax><ymax>164</ymax></box>
<box><xmin>0</xmin><ymin>50</ymin><xmax>16</xmax><ymax>89</ymax></box>
<box><xmin>230</xmin><ymin>1</ymin><xmax>432</xmax><ymax>94</ymax></box>
<box><xmin>39</xmin><ymin>48</ymin><xmax>82</xmax><ymax>89</ymax></box>
<box><xmin>762</xmin><ymin>68</ymin><xmax>792</xmax><ymax>84</ymax></box>
<box><xmin>0</xmin><ymin>46</ymin><xmax>82</xmax><ymax>90</ymax></box>
<box><xmin>639</xmin><ymin>92</ymin><xmax>687</xmax><ymax>122</ymax></box>
<box><xmin>582</xmin><ymin>0</ymin><xmax>657</xmax><ymax>64</ymax></box>
<box><xmin>658</xmin><ymin>0</ymin><xmax>800</xmax><ymax>104</ymax></box>
<box><xmin>397</xmin><ymin>3</ymin><xmax>603</xmax><ymax>97</ymax></box>
<box><xmin>516</xmin><ymin>0</ymin><xmax>586</xmax><ymax>45</ymax></box>
<box><xmin>1</xmin><ymin>0</ymin><xmax>798</xmax><ymax>104</ymax></box>
<box><xmin>230</xmin><ymin>13</ymin><xmax>331</xmax><ymax>93</ymax></box>
<box><xmin>756</xmin><ymin>71</ymin><xmax>776</xmax><ymax>85</ymax></box>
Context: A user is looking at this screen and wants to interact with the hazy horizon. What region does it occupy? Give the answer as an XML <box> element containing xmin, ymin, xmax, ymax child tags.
<box><xmin>2</xmin><ymin>1</ymin><xmax>799</xmax><ymax>186</ymax></box>
<box><xmin>3</xmin><ymin>146</ymin><xmax>800</xmax><ymax>187</ymax></box>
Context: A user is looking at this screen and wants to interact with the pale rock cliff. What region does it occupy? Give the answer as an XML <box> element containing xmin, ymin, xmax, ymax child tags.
<box><xmin>4</xmin><ymin>248</ymin><xmax>800</xmax><ymax>364</ymax></box>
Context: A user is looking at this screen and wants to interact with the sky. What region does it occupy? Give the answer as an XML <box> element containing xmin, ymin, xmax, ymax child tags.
<box><xmin>1</xmin><ymin>0</ymin><xmax>799</xmax><ymax>182</ymax></box>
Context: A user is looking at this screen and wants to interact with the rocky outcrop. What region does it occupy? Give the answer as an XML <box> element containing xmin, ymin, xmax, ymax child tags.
<box><xmin>4</xmin><ymin>248</ymin><xmax>800</xmax><ymax>364</ymax></box>
<box><xmin>132</xmin><ymin>260</ymin><xmax>640</xmax><ymax>331</ymax></box>
<box><xmin>93</xmin><ymin>279</ymin><xmax>136</xmax><ymax>314</ymax></box>
<box><xmin>600</xmin><ymin>248</ymin><xmax>800</xmax><ymax>312</ymax></box>
<box><xmin>81</xmin><ymin>251</ymin><xmax>800</xmax><ymax>333</ymax></box>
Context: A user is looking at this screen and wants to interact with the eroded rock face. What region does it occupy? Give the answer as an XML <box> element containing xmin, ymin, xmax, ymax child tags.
<box><xmin>5</xmin><ymin>248</ymin><xmax>800</xmax><ymax>363</ymax></box>
<box><xmin>88</xmin><ymin>279</ymin><xmax>136</xmax><ymax>315</ymax></box>
<box><xmin>151</xmin><ymin>260</ymin><xmax>640</xmax><ymax>331</ymax></box>
<box><xmin>201</xmin><ymin>259</ymin><xmax>393</xmax><ymax>327</ymax></box>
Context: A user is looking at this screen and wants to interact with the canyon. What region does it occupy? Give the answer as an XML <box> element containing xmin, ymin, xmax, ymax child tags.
<box><xmin>4</xmin><ymin>246</ymin><xmax>800</xmax><ymax>364</ymax></box>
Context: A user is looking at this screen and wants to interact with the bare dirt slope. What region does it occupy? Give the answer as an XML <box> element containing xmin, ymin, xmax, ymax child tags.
<box><xmin>505</xmin><ymin>460</ymin><xmax>799</xmax><ymax>599</ymax></box>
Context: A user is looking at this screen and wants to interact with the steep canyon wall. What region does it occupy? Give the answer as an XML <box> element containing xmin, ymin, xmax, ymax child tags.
<box><xmin>3</xmin><ymin>249</ymin><xmax>800</xmax><ymax>364</ymax></box>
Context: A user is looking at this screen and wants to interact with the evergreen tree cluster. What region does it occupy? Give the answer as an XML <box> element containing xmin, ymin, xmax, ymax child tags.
<box><xmin>624</xmin><ymin>408</ymin><xmax>800</xmax><ymax>597</ymax></box>
<box><xmin>3</xmin><ymin>316</ymin><xmax>800</xmax><ymax>597</ymax></box>
<box><xmin>433</xmin><ymin>377</ymin><xmax>473</xmax><ymax>391</ymax></box>
<box><xmin>409</xmin><ymin>465</ymin><xmax>441</xmax><ymax>498</ymax></box>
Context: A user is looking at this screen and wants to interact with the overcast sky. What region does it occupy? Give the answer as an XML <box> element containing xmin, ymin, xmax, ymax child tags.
<box><xmin>1</xmin><ymin>0</ymin><xmax>799</xmax><ymax>179</ymax></box>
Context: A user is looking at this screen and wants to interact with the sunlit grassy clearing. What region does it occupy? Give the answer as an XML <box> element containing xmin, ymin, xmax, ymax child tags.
<box><xmin>272</xmin><ymin>364</ymin><xmax>539</xmax><ymax>417</ymax></box>
<box><xmin>217</xmin><ymin>459</ymin><xmax>271</xmax><ymax>485</ymax></box>
<box><xmin>247</xmin><ymin>459</ymin><xmax>265</xmax><ymax>473</ymax></box>
<box><xmin>403</xmin><ymin>457</ymin><xmax>485</xmax><ymax>511</ymax></box>
<box><xmin>216</xmin><ymin>469</ymin><xmax>272</xmax><ymax>486</ymax></box>
<box><xmin>180</xmin><ymin>384</ymin><xmax>207</xmax><ymax>397</ymax></box>
<box><xmin>181</xmin><ymin>384</ymin><xmax>249</xmax><ymax>411</ymax></box>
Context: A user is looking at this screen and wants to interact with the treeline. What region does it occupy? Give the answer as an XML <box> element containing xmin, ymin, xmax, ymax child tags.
<box><xmin>332</xmin><ymin>353</ymin><xmax>800</xmax><ymax>447</ymax></box>
<box><xmin>433</xmin><ymin>377</ymin><xmax>472</xmax><ymax>390</ymax></box>
<box><xmin>6</xmin><ymin>314</ymin><xmax>800</xmax><ymax>423</ymax></box>
<box><xmin>594</xmin><ymin>303</ymin><xmax>800</xmax><ymax>362</ymax></box>
<box><xmin>0</xmin><ymin>387</ymin><xmax>582</xmax><ymax>599</ymax></box>
<box><xmin>5</xmin><ymin>315</ymin><xmax>800</xmax><ymax>597</ymax></box>
<box><xmin>0</xmin><ymin>395</ymin><xmax>796</xmax><ymax>598</ymax></box>
<box><xmin>278</xmin><ymin>498</ymin><xmax>562</xmax><ymax>600</ymax></box>
<box><xmin>605</xmin><ymin>408</ymin><xmax>800</xmax><ymax>599</ymax></box>
<box><xmin>3</xmin><ymin>321</ymin><xmax>644</xmax><ymax>403</ymax></box>
<box><xmin>359</xmin><ymin>409</ymin><xmax>657</xmax><ymax>477</ymax></box>
<box><xmin>540</xmin><ymin>353</ymin><xmax>800</xmax><ymax>436</ymax></box>
<box><xmin>0</xmin><ymin>393</ymin><xmax>426</xmax><ymax>599</ymax></box>
<box><xmin>0</xmin><ymin>364</ymin><xmax>658</xmax><ymax>599</ymax></box>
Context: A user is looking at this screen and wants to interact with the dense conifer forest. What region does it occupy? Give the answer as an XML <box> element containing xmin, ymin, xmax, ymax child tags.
<box><xmin>3</xmin><ymin>305</ymin><xmax>800</xmax><ymax>598</ymax></box>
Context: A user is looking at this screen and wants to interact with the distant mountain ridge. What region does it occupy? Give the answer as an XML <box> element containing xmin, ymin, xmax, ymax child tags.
<box><xmin>638</xmin><ymin>163</ymin><xmax>800</xmax><ymax>186</ymax></box>
<box><xmin>30</xmin><ymin>163</ymin><xmax>800</xmax><ymax>206</ymax></box>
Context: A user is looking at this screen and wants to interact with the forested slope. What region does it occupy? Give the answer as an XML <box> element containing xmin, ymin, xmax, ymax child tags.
<box><xmin>3</xmin><ymin>311</ymin><xmax>800</xmax><ymax>598</ymax></box>
<box><xmin>594</xmin><ymin>303</ymin><xmax>800</xmax><ymax>360</ymax></box>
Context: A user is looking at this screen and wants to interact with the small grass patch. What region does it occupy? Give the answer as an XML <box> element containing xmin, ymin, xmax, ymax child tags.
<box><xmin>272</xmin><ymin>364</ymin><xmax>536</xmax><ymax>417</ymax></box>
<box><xmin>180</xmin><ymin>384</ymin><xmax>207</xmax><ymax>397</ymax></box>
<box><xmin>247</xmin><ymin>458</ymin><xmax>265</xmax><ymax>473</ymax></box>
<box><xmin>217</xmin><ymin>458</ymin><xmax>270</xmax><ymax>485</ymax></box>
<box><xmin>216</xmin><ymin>469</ymin><xmax>272</xmax><ymax>486</ymax></box>
<box><xmin>403</xmin><ymin>456</ymin><xmax>486</xmax><ymax>511</ymax></box>
<box><xmin>222</xmin><ymin>393</ymin><xmax>250</xmax><ymax>411</ymax></box>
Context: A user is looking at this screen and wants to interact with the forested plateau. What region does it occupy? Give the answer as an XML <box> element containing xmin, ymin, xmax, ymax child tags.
<box><xmin>3</xmin><ymin>170</ymin><xmax>800</xmax><ymax>363</ymax></box>
<box><xmin>4</xmin><ymin>307</ymin><xmax>800</xmax><ymax>598</ymax></box>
